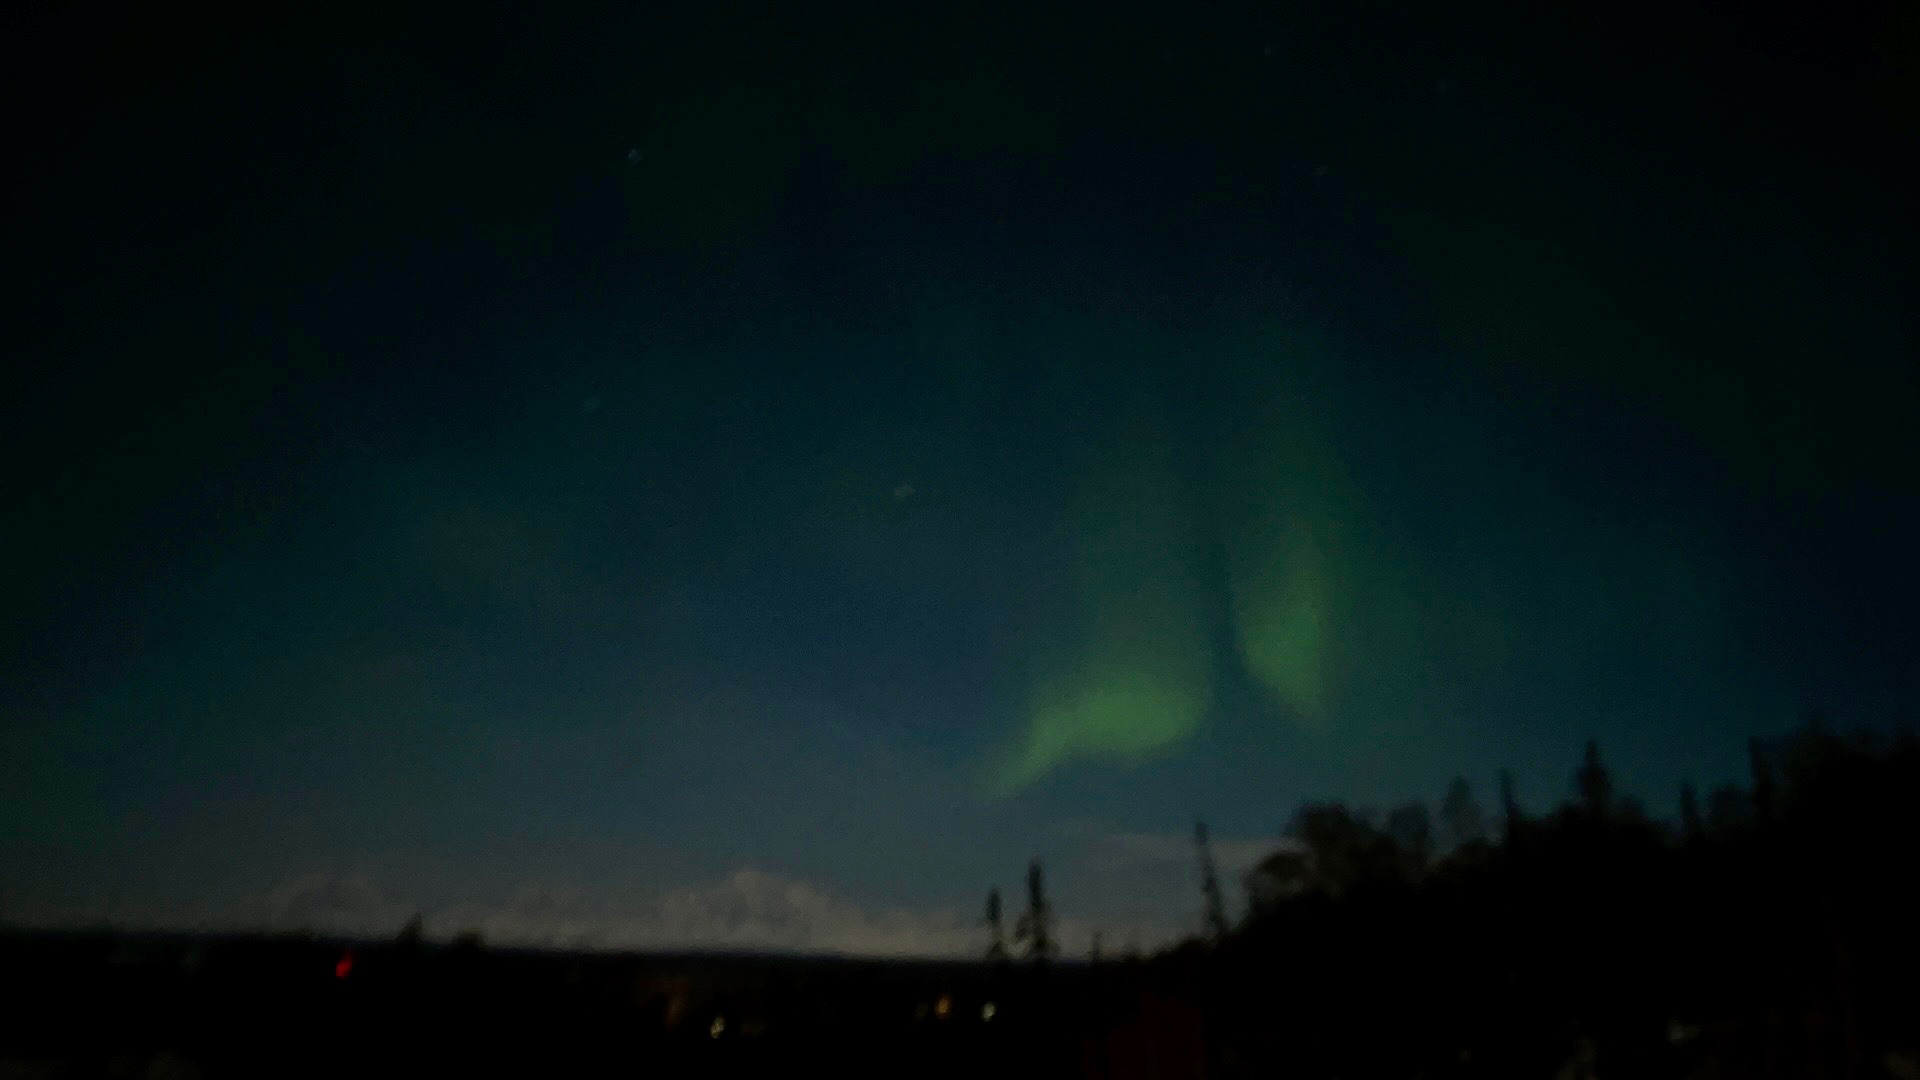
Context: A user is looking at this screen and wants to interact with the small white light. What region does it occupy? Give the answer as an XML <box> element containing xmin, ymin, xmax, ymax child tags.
<box><xmin>709</xmin><ymin>1016</ymin><xmax>725</xmax><ymax>1039</ymax></box>
<box><xmin>981</xmin><ymin>1001</ymin><xmax>996</xmax><ymax>1021</ymax></box>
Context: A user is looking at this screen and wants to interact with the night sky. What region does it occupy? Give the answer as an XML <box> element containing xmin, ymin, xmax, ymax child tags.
<box><xmin>6</xmin><ymin>1</ymin><xmax>1914</xmax><ymax>953</ymax></box>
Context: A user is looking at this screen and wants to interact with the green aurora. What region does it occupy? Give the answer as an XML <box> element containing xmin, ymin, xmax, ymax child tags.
<box><xmin>994</xmin><ymin>327</ymin><xmax>1364</xmax><ymax>791</ymax></box>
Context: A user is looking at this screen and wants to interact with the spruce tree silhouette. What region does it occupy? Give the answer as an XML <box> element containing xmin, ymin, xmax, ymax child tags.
<box><xmin>1707</xmin><ymin>783</ymin><xmax>1752</xmax><ymax>834</ymax></box>
<box><xmin>1679</xmin><ymin>781</ymin><xmax>1703</xmax><ymax>842</ymax></box>
<box><xmin>1245</xmin><ymin>848</ymin><xmax>1313</xmax><ymax>911</ymax></box>
<box><xmin>1195</xmin><ymin>821</ymin><xmax>1230</xmax><ymax>940</ymax></box>
<box><xmin>1014</xmin><ymin>861</ymin><xmax>1054</xmax><ymax>963</ymax></box>
<box><xmin>984</xmin><ymin>887</ymin><xmax>1008</xmax><ymax>963</ymax></box>
<box><xmin>1500</xmin><ymin>768</ymin><xmax>1523</xmax><ymax>843</ymax></box>
<box><xmin>1576</xmin><ymin>738</ymin><xmax>1613</xmax><ymax>817</ymax></box>
<box><xmin>1441</xmin><ymin>776</ymin><xmax>1486</xmax><ymax>849</ymax></box>
<box><xmin>1749</xmin><ymin>735</ymin><xmax>1776</xmax><ymax>823</ymax></box>
<box><xmin>1386</xmin><ymin>803</ymin><xmax>1433</xmax><ymax>875</ymax></box>
<box><xmin>393</xmin><ymin>912</ymin><xmax>426</xmax><ymax>947</ymax></box>
<box><xmin>1288</xmin><ymin>802</ymin><xmax>1400</xmax><ymax>894</ymax></box>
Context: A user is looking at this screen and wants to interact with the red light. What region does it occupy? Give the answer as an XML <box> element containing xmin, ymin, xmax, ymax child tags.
<box><xmin>335</xmin><ymin>950</ymin><xmax>353</xmax><ymax>979</ymax></box>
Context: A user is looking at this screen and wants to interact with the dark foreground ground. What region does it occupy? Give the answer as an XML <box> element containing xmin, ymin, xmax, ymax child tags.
<box><xmin>8</xmin><ymin>922</ymin><xmax>1920</xmax><ymax>1079</ymax></box>
<box><xmin>0</xmin><ymin>928</ymin><xmax>1203</xmax><ymax>1079</ymax></box>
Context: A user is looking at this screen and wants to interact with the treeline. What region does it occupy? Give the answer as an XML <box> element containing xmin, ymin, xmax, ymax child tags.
<box><xmin>1161</xmin><ymin>720</ymin><xmax>1920</xmax><ymax>1078</ymax></box>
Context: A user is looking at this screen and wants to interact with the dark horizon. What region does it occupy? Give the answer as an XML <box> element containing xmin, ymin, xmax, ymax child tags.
<box><xmin>8</xmin><ymin>718</ymin><xmax>1918</xmax><ymax>1079</ymax></box>
<box><xmin>0</xmin><ymin>723</ymin><xmax>1845</xmax><ymax>956</ymax></box>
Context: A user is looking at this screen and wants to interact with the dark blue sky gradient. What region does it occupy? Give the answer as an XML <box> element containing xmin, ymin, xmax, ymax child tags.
<box><xmin>5</xmin><ymin>0</ymin><xmax>1913</xmax><ymax>948</ymax></box>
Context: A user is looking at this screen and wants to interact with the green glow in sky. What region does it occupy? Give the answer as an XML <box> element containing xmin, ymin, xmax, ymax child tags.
<box><xmin>1214</xmin><ymin>327</ymin><xmax>1354</xmax><ymax>732</ymax></box>
<box><xmin>1230</xmin><ymin>525</ymin><xmax>1330</xmax><ymax>721</ymax></box>
<box><xmin>992</xmin><ymin>326</ymin><xmax>1358</xmax><ymax>793</ymax></box>
<box><xmin>997</xmin><ymin>660</ymin><xmax>1207</xmax><ymax>794</ymax></box>
<box><xmin>991</xmin><ymin>377</ymin><xmax>1212</xmax><ymax>792</ymax></box>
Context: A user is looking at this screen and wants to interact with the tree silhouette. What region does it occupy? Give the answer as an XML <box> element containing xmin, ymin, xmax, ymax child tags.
<box><xmin>1576</xmin><ymin>738</ymin><xmax>1613</xmax><ymax>816</ymax></box>
<box><xmin>1499</xmin><ymin>768</ymin><xmax>1523</xmax><ymax>843</ymax></box>
<box><xmin>1246</xmin><ymin>849</ymin><xmax>1312</xmax><ymax>911</ymax></box>
<box><xmin>1207</xmin><ymin>717</ymin><xmax>1920</xmax><ymax>1077</ymax></box>
<box><xmin>1749</xmin><ymin>735</ymin><xmax>1775</xmax><ymax>822</ymax></box>
<box><xmin>984</xmin><ymin>887</ymin><xmax>1007</xmax><ymax>962</ymax></box>
<box><xmin>1679</xmin><ymin>781</ymin><xmax>1703</xmax><ymax>841</ymax></box>
<box><xmin>1014</xmin><ymin>860</ymin><xmax>1054</xmax><ymax>963</ymax></box>
<box><xmin>1195</xmin><ymin>821</ymin><xmax>1230</xmax><ymax>940</ymax></box>
<box><xmin>1288</xmin><ymin>802</ymin><xmax>1400</xmax><ymax>894</ymax></box>
<box><xmin>396</xmin><ymin>912</ymin><xmax>426</xmax><ymax>947</ymax></box>
<box><xmin>1707</xmin><ymin>783</ymin><xmax>1751</xmax><ymax>834</ymax></box>
<box><xmin>1441</xmin><ymin>777</ymin><xmax>1486</xmax><ymax>849</ymax></box>
<box><xmin>1385</xmin><ymin>802</ymin><xmax>1433</xmax><ymax>874</ymax></box>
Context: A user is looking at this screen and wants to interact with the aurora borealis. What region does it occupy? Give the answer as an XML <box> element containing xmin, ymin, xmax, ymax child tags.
<box><xmin>5</xmin><ymin>0</ymin><xmax>1913</xmax><ymax>951</ymax></box>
